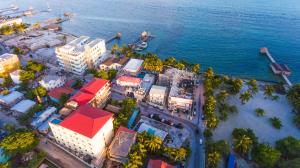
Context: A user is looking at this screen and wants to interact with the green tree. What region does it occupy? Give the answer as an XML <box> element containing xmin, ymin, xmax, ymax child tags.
<box><xmin>144</xmin><ymin>135</ymin><xmax>162</xmax><ymax>153</ymax></box>
<box><xmin>26</xmin><ymin>61</ymin><xmax>44</xmax><ymax>72</ymax></box>
<box><xmin>191</xmin><ymin>64</ymin><xmax>200</xmax><ymax>74</ymax></box>
<box><xmin>111</xmin><ymin>44</ymin><xmax>119</xmax><ymax>54</ymax></box>
<box><xmin>255</xmin><ymin>108</ymin><xmax>265</xmax><ymax>117</ymax></box>
<box><xmin>239</xmin><ymin>90</ymin><xmax>252</xmax><ymax>104</ymax></box>
<box><xmin>207</xmin><ymin>151</ymin><xmax>221</xmax><ymax>168</ymax></box>
<box><xmin>34</xmin><ymin>86</ymin><xmax>47</xmax><ymax>97</ymax></box>
<box><xmin>174</xmin><ymin>62</ymin><xmax>185</xmax><ymax>70</ymax></box>
<box><xmin>0</xmin><ymin>131</ymin><xmax>39</xmax><ymax>156</ymax></box>
<box><xmin>173</xmin><ymin>147</ymin><xmax>187</xmax><ymax>161</ymax></box>
<box><xmin>264</xmin><ymin>85</ymin><xmax>275</xmax><ymax>98</ymax></box>
<box><xmin>247</xmin><ymin>79</ymin><xmax>258</xmax><ymax>94</ymax></box>
<box><xmin>96</xmin><ymin>70</ymin><xmax>109</xmax><ymax>79</ymax></box>
<box><xmin>143</xmin><ymin>54</ymin><xmax>163</xmax><ymax>72</ymax></box>
<box><xmin>233</xmin><ymin>134</ymin><xmax>253</xmax><ymax>155</ymax></box>
<box><xmin>59</xmin><ymin>93</ymin><xmax>70</xmax><ymax>105</ymax></box>
<box><xmin>276</xmin><ymin>136</ymin><xmax>300</xmax><ymax>159</ymax></box>
<box><xmin>287</xmin><ymin>84</ymin><xmax>300</xmax><ymax>112</ymax></box>
<box><xmin>108</xmin><ymin>69</ymin><xmax>117</xmax><ymax>80</ymax></box>
<box><xmin>278</xmin><ymin>158</ymin><xmax>300</xmax><ymax>168</ymax></box>
<box><xmin>204</xmin><ymin>67</ymin><xmax>214</xmax><ymax>79</ymax></box>
<box><xmin>216</xmin><ymin>90</ymin><xmax>228</xmax><ymax>103</ymax></box>
<box><xmin>269</xmin><ymin>117</ymin><xmax>282</xmax><ymax>129</ymax></box>
<box><xmin>164</xmin><ymin>57</ymin><xmax>176</xmax><ymax>67</ymax></box>
<box><xmin>20</xmin><ymin>71</ymin><xmax>35</xmax><ymax>82</ymax></box>
<box><xmin>252</xmin><ymin>143</ymin><xmax>281</xmax><ymax>168</ymax></box>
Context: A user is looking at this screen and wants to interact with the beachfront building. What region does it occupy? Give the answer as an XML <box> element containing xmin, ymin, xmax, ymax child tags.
<box><xmin>149</xmin><ymin>85</ymin><xmax>167</xmax><ymax>106</ymax></box>
<box><xmin>116</xmin><ymin>75</ymin><xmax>142</xmax><ymax>88</ymax></box>
<box><xmin>99</xmin><ymin>56</ymin><xmax>129</xmax><ymax>71</ymax></box>
<box><xmin>122</xmin><ymin>58</ymin><xmax>144</xmax><ymax>76</ymax></box>
<box><xmin>39</xmin><ymin>75</ymin><xmax>66</xmax><ymax>90</ymax></box>
<box><xmin>11</xmin><ymin>99</ymin><xmax>36</xmax><ymax>117</ymax></box>
<box><xmin>0</xmin><ymin>17</ymin><xmax>22</xmax><ymax>28</ymax></box>
<box><xmin>49</xmin><ymin>104</ymin><xmax>114</xmax><ymax>158</ymax></box>
<box><xmin>9</xmin><ymin>69</ymin><xmax>23</xmax><ymax>84</ymax></box>
<box><xmin>67</xmin><ymin>78</ymin><xmax>110</xmax><ymax>108</ymax></box>
<box><xmin>147</xmin><ymin>159</ymin><xmax>175</xmax><ymax>168</ymax></box>
<box><xmin>55</xmin><ymin>36</ymin><xmax>107</xmax><ymax>75</ymax></box>
<box><xmin>0</xmin><ymin>53</ymin><xmax>20</xmax><ymax>77</ymax></box>
<box><xmin>108</xmin><ymin>126</ymin><xmax>137</xmax><ymax>163</ymax></box>
<box><xmin>0</xmin><ymin>91</ymin><xmax>24</xmax><ymax>107</ymax></box>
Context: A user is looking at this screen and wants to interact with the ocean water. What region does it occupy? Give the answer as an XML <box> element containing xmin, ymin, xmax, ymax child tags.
<box><xmin>1</xmin><ymin>0</ymin><xmax>300</xmax><ymax>83</ymax></box>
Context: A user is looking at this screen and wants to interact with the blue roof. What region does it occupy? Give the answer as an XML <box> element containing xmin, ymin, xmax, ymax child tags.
<box><xmin>127</xmin><ymin>108</ymin><xmax>139</xmax><ymax>129</ymax></box>
<box><xmin>51</xmin><ymin>119</ymin><xmax>62</xmax><ymax>124</ymax></box>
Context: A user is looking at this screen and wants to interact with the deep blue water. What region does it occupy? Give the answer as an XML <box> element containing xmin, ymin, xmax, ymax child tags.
<box><xmin>1</xmin><ymin>0</ymin><xmax>300</xmax><ymax>83</ymax></box>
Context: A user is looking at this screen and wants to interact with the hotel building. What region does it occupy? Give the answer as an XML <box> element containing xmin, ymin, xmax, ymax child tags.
<box><xmin>55</xmin><ymin>36</ymin><xmax>107</xmax><ymax>75</ymax></box>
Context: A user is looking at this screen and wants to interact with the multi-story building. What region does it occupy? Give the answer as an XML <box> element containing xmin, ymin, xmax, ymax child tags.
<box><xmin>99</xmin><ymin>56</ymin><xmax>129</xmax><ymax>71</ymax></box>
<box><xmin>0</xmin><ymin>17</ymin><xmax>22</xmax><ymax>28</ymax></box>
<box><xmin>55</xmin><ymin>36</ymin><xmax>107</xmax><ymax>75</ymax></box>
<box><xmin>67</xmin><ymin>78</ymin><xmax>111</xmax><ymax>108</ymax></box>
<box><xmin>49</xmin><ymin>104</ymin><xmax>114</xmax><ymax>157</ymax></box>
<box><xmin>39</xmin><ymin>75</ymin><xmax>66</xmax><ymax>90</ymax></box>
<box><xmin>0</xmin><ymin>53</ymin><xmax>20</xmax><ymax>77</ymax></box>
<box><xmin>149</xmin><ymin>85</ymin><xmax>167</xmax><ymax>106</ymax></box>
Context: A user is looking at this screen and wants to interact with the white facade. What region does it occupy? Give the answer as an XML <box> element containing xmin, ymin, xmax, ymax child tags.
<box><xmin>10</xmin><ymin>69</ymin><xmax>23</xmax><ymax>84</ymax></box>
<box><xmin>39</xmin><ymin>75</ymin><xmax>66</xmax><ymax>90</ymax></box>
<box><xmin>149</xmin><ymin>85</ymin><xmax>167</xmax><ymax>106</ymax></box>
<box><xmin>49</xmin><ymin>117</ymin><xmax>114</xmax><ymax>157</ymax></box>
<box><xmin>0</xmin><ymin>17</ymin><xmax>22</xmax><ymax>28</ymax></box>
<box><xmin>55</xmin><ymin>36</ymin><xmax>107</xmax><ymax>75</ymax></box>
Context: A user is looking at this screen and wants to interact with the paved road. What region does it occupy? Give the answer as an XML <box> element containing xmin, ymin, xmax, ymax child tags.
<box><xmin>38</xmin><ymin>138</ymin><xmax>89</xmax><ymax>168</ymax></box>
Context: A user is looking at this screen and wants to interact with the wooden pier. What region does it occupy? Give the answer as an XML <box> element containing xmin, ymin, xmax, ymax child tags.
<box><xmin>260</xmin><ymin>47</ymin><xmax>292</xmax><ymax>87</ymax></box>
<box><xmin>105</xmin><ymin>32</ymin><xmax>121</xmax><ymax>44</ymax></box>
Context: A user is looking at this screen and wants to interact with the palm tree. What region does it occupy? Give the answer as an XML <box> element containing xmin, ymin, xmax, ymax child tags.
<box><xmin>132</xmin><ymin>143</ymin><xmax>147</xmax><ymax>157</ymax></box>
<box><xmin>111</xmin><ymin>44</ymin><xmax>119</xmax><ymax>54</ymax></box>
<box><xmin>137</xmin><ymin>131</ymin><xmax>149</xmax><ymax>143</ymax></box>
<box><xmin>204</xmin><ymin>67</ymin><xmax>214</xmax><ymax>79</ymax></box>
<box><xmin>145</xmin><ymin>135</ymin><xmax>162</xmax><ymax>152</ymax></box>
<box><xmin>234</xmin><ymin>134</ymin><xmax>253</xmax><ymax>155</ymax></box>
<box><xmin>163</xmin><ymin>147</ymin><xmax>175</xmax><ymax>157</ymax></box>
<box><xmin>239</xmin><ymin>90</ymin><xmax>252</xmax><ymax>104</ymax></box>
<box><xmin>217</xmin><ymin>90</ymin><xmax>228</xmax><ymax>103</ymax></box>
<box><xmin>264</xmin><ymin>85</ymin><xmax>274</xmax><ymax>98</ymax></box>
<box><xmin>247</xmin><ymin>79</ymin><xmax>258</xmax><ymax>94</ymax></box>
<box><xmin>173</xmin><ymin>148</ymin><xmax>187</xmax><ymax>161</ymax></box>
<box><xmin>207</xmin><ymin>151</ymin><xmax>221</xmax><ymax>168</ymax></box>
<box><xmin>232</xmin><ymin>79</ymin><xmax>243</xmax><ymax>94</ymax></box>
<box><xmin>128</xmin><ymin>152</ymin><xmax>143</xmax><ymax>167</ymax></box>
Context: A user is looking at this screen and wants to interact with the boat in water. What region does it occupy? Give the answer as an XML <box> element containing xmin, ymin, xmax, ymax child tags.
<box><xmin>128</xmin><ymin>31</ymin><xmax>154</xmax><ymax>51</ymax></box>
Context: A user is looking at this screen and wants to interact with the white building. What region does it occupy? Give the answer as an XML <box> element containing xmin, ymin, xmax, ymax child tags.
<box><xmin>49</xmin><ymin>104</ymin><xmax>114</xmax><ymax>158</ymax></box>
<box><xmin>0</xmin><ymin>17</ymin><xmax>22</xmax><ymax>28</ymax></box>
<box><xmin>149</xmin><ymin>85</ymin><xmax>167</xmax><ymax>106</ymax></box>
<box><xmin>9</xmin><ymin>69</ymin><xmax>23</xmax><ymax>84</ymax></box>
<box><xmin>122</xmin><ymin>58</ymin><xmax>144</xmax><ymax>76</ymax></box>
<box><xmin>99</xmin><ymin>56</ymin><xmax>129</xmax><ymax>71</ymax></box>
<box><xmin>11</xmin><ymin>99</ymin><xmax>36</xmax><ymax>116</ymax></box>
<box><xmin>0</xmin><ymin>91</ymin><xmax>24</xmax><ymax>106</ymax></box>
<box><xmin>39</xmin><ymin>75</ymin><xmax>66</xmax><ymax>90</ymax></box>
<box><xmin>55</xmin><ymin>36</ymin><xmax>107</xmax><ymax>75</ymax></box>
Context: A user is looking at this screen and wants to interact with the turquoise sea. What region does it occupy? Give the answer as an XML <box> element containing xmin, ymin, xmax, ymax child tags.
<box><xmin>1</xmin><ymin>0</ymin><xmax>300</xmax><ymax>83</ymax></box>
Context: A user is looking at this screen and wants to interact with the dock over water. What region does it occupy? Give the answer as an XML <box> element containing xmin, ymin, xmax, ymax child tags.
<box><xmin>260</xmin><ymin>47</ymin><xmax>292</xmax><ymax>87</ymax></box>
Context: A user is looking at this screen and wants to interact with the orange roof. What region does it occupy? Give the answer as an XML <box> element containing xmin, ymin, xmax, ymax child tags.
<box><xmin>147</xmin><ymin>160</ymin><xmax>175</xmax><ymax>168</ymax></box>
<box><xmin>48</xmin><ymin>87</ymin><xmax>74</xmax><ymax>99</ymax></box>
<box><xmin>59</xmin><ymin>104</ymin><xmax>113</xmax><ymax>138</ymax></box>
<box><xmin>117</xmin><ymin>76</ymin><xmax>142</xmax><ymax>84</ymax></box>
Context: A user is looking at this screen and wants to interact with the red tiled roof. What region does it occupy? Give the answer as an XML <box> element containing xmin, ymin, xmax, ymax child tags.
<box><xmin>59</xmin><ymin>104</ymin><xmax>113</xmax><ymax>138</ymax></box>
<box><xmin>70</xmin><ymin>78</ymin><xmax>109</xmax><ymax>105</ymax></box>
<box><xmin>117</xmin><ymin>76</ymin><xmax>142</xmax><ymax>84</ymax></box>
<box><xmin>116</xmin><ymin>126</ymin><xmax>136</xmax><ymax>135</ymax></box>
<box><xmin>48</xmin><ymin>87</ymin><xmax>74</xmax><ymax>99</ymax></box>
<box><xmin>147</xmin><ymin>160</ymin><xmax>175</xmax><ymax>168</ymax></box>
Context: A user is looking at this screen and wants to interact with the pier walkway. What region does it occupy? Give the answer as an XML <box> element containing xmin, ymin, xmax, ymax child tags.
<box><xmin>260</xmin><ymin>47</ymin><xmax>292</xmax><ymax>87</ymax></box>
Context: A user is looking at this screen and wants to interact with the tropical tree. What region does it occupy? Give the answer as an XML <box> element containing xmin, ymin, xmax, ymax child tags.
<box><xmin>34</xmin><ymin>86</ymin><xmax>47</xmax><ymax>97</ymax></box>
<box><xmin>264</xmin><ymin>85</ymin><xmax>275</xmax><ymax>98</ymax></box>
<box><xmin>252</xmin><ymin>143</ymin><xmax>281</xmax><ymax>168</ymax></box>
<box><xmin>26</xmin><ymin>61</ymin><xmax>45</xmax><ymax>72</ymax></box>
<box><xmin>233</xmin><ymin>134</ymin><xmax>253</xmax><ymax>155</ymax></box>
<box><xmin>255</xmin><ymin>108</ymin><xmax>265</xmax><ymax>117</ymax></box>
<box><xmin>239</xmin><ymin>90</ymin><xmax>252</xmax><ymax>104</ymax></box>
<box><xmin>276</xmin><ymin>136</ymin><xmax>300</xmax><ymax>159</ymax></box>
<box><xmin>247</xmin><ymin>79</ymin><xmax>258</xmax><ymax>94</ymax></box>
<box><xmin>204</xmin><ymin>67</ymin><xmax>214</xmax><ymax>79</ymax></box>
<box><xmin>191</xmin><ymin>64</ymin><xmax>200</xmax><ymax>74</ymax></box>
<box><xmin>0</xmin><ymin>131</ymin><xmax>39</xmax><ymax>156</ymax></box>
<box><xmin>164</xmin><ymin>57</ymin><xmax>176</xmax><ymax>67</ymax></box>
<box><xmin>108</xmin><ymin>69</ymin><xmax>118</xmax><ymax>80</ymax></box>
<box><xmin>59</xmin><ymin>93</ymin><xmax>70</xmax><ymax>105</ymax></box>
<box><xmin>111</xmin><ymin>44</ymin><xmax>119</xmax><ymax>54</ymax></box>
<box><xmin>216</xmin><ymin>90</ymin><xmax>228</xmax><ymax>103</ymax></box>
<box><xmin>174</xmin><ymin>62</ymin><xmax>185</xmax><ymax>70</ymax></box>
<box><xmin>287</xmin><ymin>84</ymin><xmax>300</xmax><ymax>112</ymax></box>
<box><xmin>207</xmin><ymin>151</ymin><xmax>221</xmax><ymax>168</ymax></box>
<box><xmin>144</xmin><ymin>135</ymin><xmax>162</xmax><ymax>152</ymax></box>
<box><xmin>3</xmin><ymin>124</ymin><xmax>15</xmax><ymax>134</ymax></box>
<box><xmin>278</xmin><ymin>158</ymin><xmax>300</xmax><ymax>168</ymax></box>
<box><xmin>20</xmin><ymin>71</ymin><xmax>35</xmax><ymax>82</ymax></box>
<box><xmin>143</xmin><ymin>54</ymin><xmax>163</xmax><ymax>72</ymax></box>
<box><xmin>269</xmin><ymin>117</ymin><xmax>282</xmax><ymax>129</ymax></box>
<box><xmin>96</xmin><ymin>70</ymin><xmax>109</xmax><ymax>79</ymax></box>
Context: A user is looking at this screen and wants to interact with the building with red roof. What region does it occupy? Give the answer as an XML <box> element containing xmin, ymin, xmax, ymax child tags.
<box><xmin>49</xmin><ymin>104</ymin><xmax>114</xmax><ymax>157</ymax></box>
<box><xmin>48</xmin><ymin>79</ymin><xmax>76</xmax><ymax>103</ymax></box>
<box><xmin>147</xmin><ymin>159</ymin><xmax>175</xmax><ymax>168</ymax></box>
<box><xmin>68</xmin><ymin>78</ymin><xmax>111</xmax><ymax>108</ymax></box>
<box><xmin>116</xmin><ymin>75</ymin><xmax>142</xmax><ymax>88</ymax></box>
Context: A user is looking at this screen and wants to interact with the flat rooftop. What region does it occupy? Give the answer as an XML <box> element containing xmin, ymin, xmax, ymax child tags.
<box><xmin>0</xmin><ymin>91</ymin><xmax>23</xmax><ymax>105</ymax></box>
<box><xmin>123</xmin><ymin>59</ymin><xmax>144</xmax><ymax>73</ymax></box>
<box><xmin>10</xmin><ymin>99</ymin><xmax>36</xmax><ymax>113</ymax></box>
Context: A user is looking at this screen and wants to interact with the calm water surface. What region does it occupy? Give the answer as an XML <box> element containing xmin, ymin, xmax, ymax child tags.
<box><xmin>1</xmin><ymin>0</ymin><xmax>300</xmax><ymax>83</ymax></box>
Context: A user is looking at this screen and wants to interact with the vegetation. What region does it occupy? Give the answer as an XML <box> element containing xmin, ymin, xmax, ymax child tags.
<box><xmin>206</xmin><ymin>140</ymin><xmax>230</xmax><ymax>168</ymax></box>
<box><xmin>203</xmin><ymin>96</ymin><xmax>218</xmax><ymax>129</ymax></box>
<box><xmin>12</xmin><ymin>47</ymin><xmax>26</xmax><ymax>55</ymax></box>
<box><xmin>264</xmin><ymin>85</ymin><xmax>275</xmax><ymax>99</ymax></box>
<box><xmin>278</xmin><ymin>158</ymin><xmax>300</xmax><ymax>168</ymax></box>
<box><xmin>0</xmin><ymin>23</ymin><xmax>27</xmax><ymax>35</ymax></box>
<box><xmin>269</xmin><ymin>117</ymin><xmax>282</xmax><ymax>129</ymax></box>
<box><xmin>113</xmin><ymin>98</ymin><xmax>136</xmax><ymax>130</ymax></box>
<box><xmin>255</xmin><ymin>108</ymin><xmax>265</xmax><ymax>117</ymax></box>
<box><xmin>232</xmin><ymin>128</ymin><xmax>257</xmax><ymax>156</ymax></box>
<box><xmin>275</xmin><ymin>136</ymin><xmax>300</xmax><ymax>159</ymax></box>
<box><xmin>20</xmin><ymin>151</ymin><xmax>47</xmax><ymax>168</ymax></box>
<box><xmin>287</xmin><ymin>84</ymin><xmax>300</xmax><ymax>128</ymax></box>
<box><xmin>239</xmin><ymin>90</ymin><xmax>252</xmax><ymax>104</ymax></box>
<box><xmin>252</xmin><ymin>143</ymin><xmax>281</xmax><ymax>168</ymax></box>
<box><xmin>89</xmin><ymin>69</ymin><xmax>118</xmax><ymax>80</ymax></box>
<box><xmin>25</xmin><ymin>61</ymin><xmax>45</xmax><ymax>72</ymax></box>
<box><xmin>143</xmin><ymin>54</ymin><xmax>163</xmax><ymax>72</ymax></box>
<box><xmin>0</xmin><ymin>131</ymin><xmax>39</xmax><ymax>156</ymax></box>
<box><xmin>191</xmin><ymin>64</ymin><xmax>200</xmax><ymax>74</ymax></box>
<box><xmin>59</xmin><ymin>93</ymin><xmax>70</xmax><ymax>106</ymax></box>
<box><xmin>247</xmin><ymin>79</ymin><xmax>258</xmax><ymax>94</ymax></box>
<box><xmin>19</xmin><ymin>104</ymin><xmax>44</xmax><ymax>125</ymax></box>
<box><xmin>203</xmin><ymin>129</ymin><xmax>213</xmax><ymax>139</ymax></box>
<box><xmin>19</xmin><ymin>71</ymin><xmax>35</xmax><ymax>82</ymax></box>
<box><xmin>72</xmin><ymin>79</ymin><xmax>83</xmax><ymax>89</ymax></box>
<box><xmin>207</xmin><ymin>151</ymin><xmax>221</xmax><ymax>168</ymax></box>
